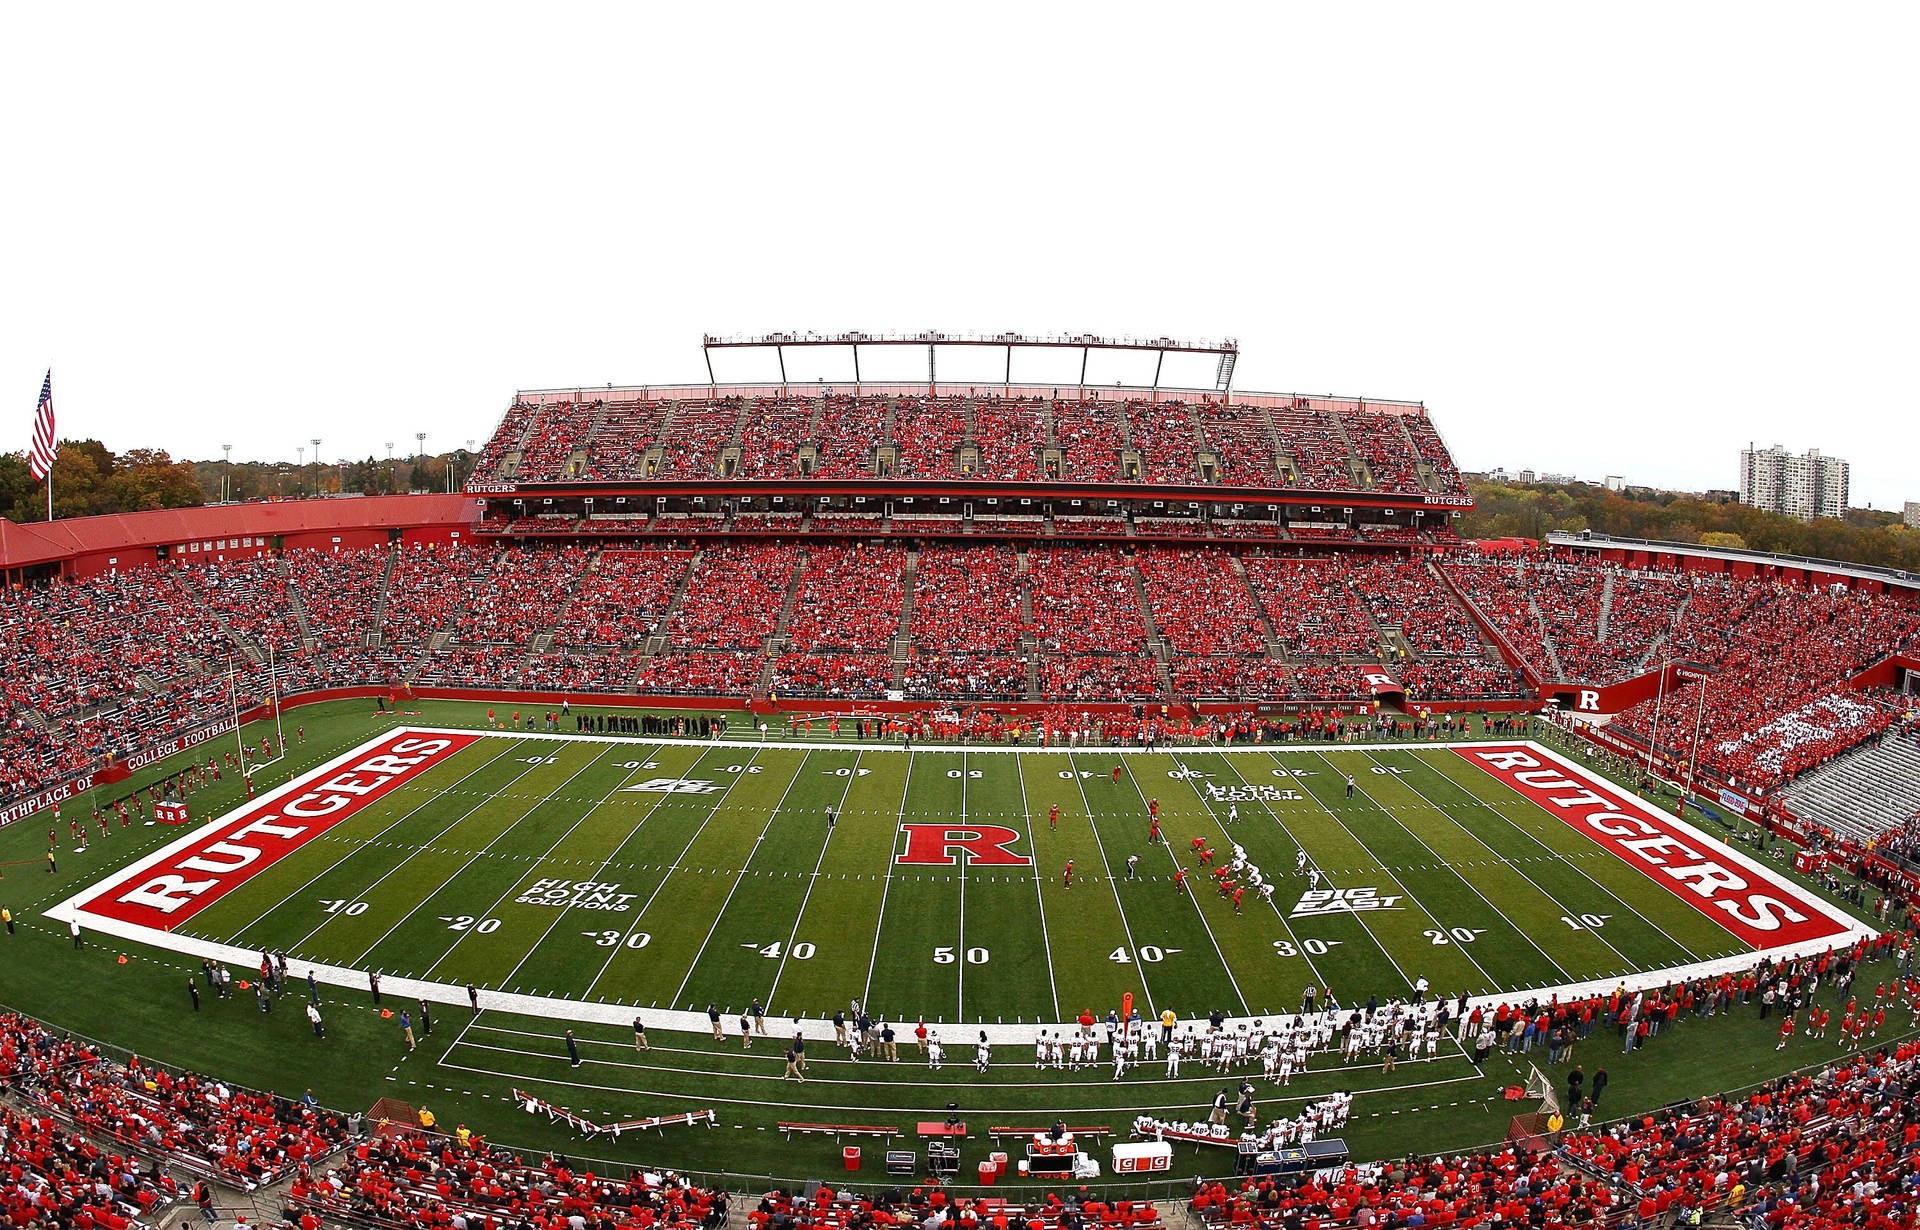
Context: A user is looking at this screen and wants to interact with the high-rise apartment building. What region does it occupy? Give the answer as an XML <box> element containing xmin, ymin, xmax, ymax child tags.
<box><xmin>1738</xmin><ymin>444</ymin><xmax>1849</xmax><ymax>520</ymax></box>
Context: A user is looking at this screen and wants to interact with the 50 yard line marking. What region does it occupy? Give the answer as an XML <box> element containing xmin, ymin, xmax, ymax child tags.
<box><xmin>579</xmin><ymin>748</ymin><xmax>766</xmax><ymax>1006</ymax></box>
<box><xmin>957</xmin><ymin>749</ymin><xmax>968</xmax><ymax>1023</ymax></box>
<box><xmin>667</xmin><ymin>750</ymin><xmax>815</xmax><ymax>1007</ymax></box>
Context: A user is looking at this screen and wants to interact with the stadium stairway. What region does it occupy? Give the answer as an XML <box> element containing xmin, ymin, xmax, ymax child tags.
<box><xmin>367</xmin><ymin>547</ymin><xmax>399</xmax><ymax>645</ymax></box>
<box><xmin>1526</xmin><ymin>593</ymin><xmax>1568</xmax><ymax>679</ymax></box>
<box><xmin>1785</xmin><ymin>729</ymin><xmax>1920</xmax><ymax>842</ymax></box>
<box><xmin>1595</xmin><ymin>572</ymin><xmax>1616</xmax><ymax>644</ymax></box>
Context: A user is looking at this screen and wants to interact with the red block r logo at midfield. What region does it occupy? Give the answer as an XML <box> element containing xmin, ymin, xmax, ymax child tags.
<box><xmin>895</xmin><ymin>824</ymin><xmax>1033</xmax><ymax>867</ymax></box>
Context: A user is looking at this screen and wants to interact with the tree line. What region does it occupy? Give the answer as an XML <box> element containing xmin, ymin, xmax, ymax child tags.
<box><xmin>1458</xmin><ymin>480</ymin><xmax>1920</xmax><ymax>572</ymax></box>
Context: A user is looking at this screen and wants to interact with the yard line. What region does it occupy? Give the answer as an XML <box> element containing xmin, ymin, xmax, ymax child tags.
<box><xmin>860</xmin><ymin>751</ymin><xmax>916</xmax><ymax>1014</ymax></box>
<box><xmin>766</xmin><ymin>752</ymin><xmax>861</xmax><ymax>1010</ymax></box>
<box><xmin>490</xmin><ymin>748</ymin><xmax>725</xmax><ymax>999</ymax></box>
<box><xmin>1411</xmin><ymin>748</ymin><xmax>1709</xmax><ymax>962</ymax></box>
<box><xmin>383</xmin><ymin>745</ymin><xmax>625</xmax><ymax>971</ymax></box>
<box><xmin>278</xmin><ymin>744</ymin><xmax>564</xmax><ymax>959</ymax></box>
<box><xmin>579</xmin><ymin>749</ymin><xmax>767</xmax><ymax>1004</ymax></box>
<box><xmin>1011</xmin><ymin>751</ymin><xmax>1062</xmax><ymax>1020</ymax></box>
<box><xmin>1248</xmin><ymin>751</ymin><xmax>1426</xmax><ymax>993</ymax></box>
<box><xmin>225</xmin><ymin>737</ymin><xmax>533</xmax><ymax>945</ymax></box>
<box><xmin>667</xmin><ymin>750</ymin><xmax>816</xmax><ymax>1006</ymax></box>
<box><xmin>1158</xmin><ymin>751</ymin><xmax>1332</xmax><ymax>994</ymax></box>
<box><xmin>1317</xmin><ymin>750</ymin><xmax>1574</xmax><ymax>983</ymax></box>
<box><xmin>957</xmin><ymin>750</ymin><xmax>968</xmax><ymax>1022</ymax></box>
<box><xmin>1363</xmin><ymin>748</ymin><xmax>1642</xmax><ymax>971</ymax></box>
<box><xmin>1066</xmin><ymin>758</ymin><xmax>1163</xmax><ymax>1015</ymax></box>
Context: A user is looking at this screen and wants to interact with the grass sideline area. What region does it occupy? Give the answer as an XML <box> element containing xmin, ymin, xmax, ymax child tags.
<box><xmin>0</xmin><ymin>698</ymin><xmax>1901</xmax><ymax>1187</ymax></box>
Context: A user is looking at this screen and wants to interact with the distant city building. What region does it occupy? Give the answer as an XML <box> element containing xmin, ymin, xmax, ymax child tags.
<box><xmin>1517</xmin><ymin>469</ymin><xmax>1536</xmax><ymax>484</ymax></box>
<box><xmin>1739</xmin><ymin>444</ymin><xmax>1849</xmax><ymax>521</ymax></box>
<box><xmin>1906</xmin><ymin>501</ymin><xmax>1920</xmax><ymax>529</ymax></box>
<box><xmin>1539</xmin><ymin>472</ymin><xmax>1575</xmax><ymax>486</ymax></box>
<box><xmin>1703</xmin><ymin>489</ymin><xmax>1739</xmax><ymax>504</ymax></box>
<box><xmin>1604</xmin><ymin>475</ymin><xmax>1625</xmax><ymax>492</ymax></box>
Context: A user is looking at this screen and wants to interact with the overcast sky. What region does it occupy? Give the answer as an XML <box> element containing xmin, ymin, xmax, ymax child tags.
<box><xmin>2</xmin><ymin>5</ymin><xmax>1914</xmax><ymax>509</ymax></box>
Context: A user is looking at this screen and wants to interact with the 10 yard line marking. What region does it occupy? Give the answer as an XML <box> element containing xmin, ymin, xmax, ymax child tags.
<box><xmin>223</xmin><ymin>738</ymin><xmax>534</xmax><ymax>948</ymax></box>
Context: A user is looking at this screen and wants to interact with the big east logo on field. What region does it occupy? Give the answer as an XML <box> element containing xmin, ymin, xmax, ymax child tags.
<box><xmin>895</xmin><ymin>824</ymin><xmax>1033</xmax><ymax>867</ymax></box>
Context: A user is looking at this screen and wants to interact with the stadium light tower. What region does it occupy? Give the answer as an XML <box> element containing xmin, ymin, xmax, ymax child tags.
<box><xmin>311</xmin><ymin>438</ymin><xmax>321</xmax><ymax>496</ymax></box>
<box><xmin>295</xmin><ymin>445</ymin><xmax>305</xmax><ymax>495</ymax></box>
<box><xmin>416</xmin><ymin>431</ymin><xmax>427</xmax><ymax>493</ymax></box>
<box><xmin>221</xmin><ymin>444</ymin><xmax>232</xmax><ymax>503</ymax></box>
<box><xmin>385</xmin><ymin>442</ymin><xmax>394</xmax><ymax>495</ymax></box>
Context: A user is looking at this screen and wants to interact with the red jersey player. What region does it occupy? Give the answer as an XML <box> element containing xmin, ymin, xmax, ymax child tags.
<box><xmin>1062</xmin><ymin>860</ymin><xmax>1074</xmax><ymax>890</ymax></box>
<box><xmin>1048</xmin><ymin>804</ymin><xmax>1059</xmax><ymax>832</ymax></box>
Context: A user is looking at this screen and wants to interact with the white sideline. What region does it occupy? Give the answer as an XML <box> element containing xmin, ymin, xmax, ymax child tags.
<box><xmin>43</xmin><ymin>731</ymin><xmax>1876</xmax><ymax>1048</ymax></box>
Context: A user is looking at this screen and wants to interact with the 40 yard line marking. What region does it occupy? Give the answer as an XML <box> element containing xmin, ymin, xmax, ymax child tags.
<box><xmin>1068</xmin><ymin>754</ymin><xmax>1162</xmax><ymax>1016</ymax></box>
<box><xmin>667</xmin><ymin>750</ymin><xmax>815</xmax><ymax>1007</ymax></box>
<box><xmin>767</xmin><ymin>751</ymin><xmax>862</xmax><ymax>1013</ymax></box>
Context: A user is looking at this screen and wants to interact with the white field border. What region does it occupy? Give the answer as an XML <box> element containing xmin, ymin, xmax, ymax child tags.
<box><xmin>44</xmin><ymin>730</ymin><xmax>1875</xmax><ymax>1047</ymax></box>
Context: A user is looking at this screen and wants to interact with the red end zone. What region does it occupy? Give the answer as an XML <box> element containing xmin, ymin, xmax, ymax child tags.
<box><xmin>74</xmin><ymin>731</ymin><xmax>478</xmax><ymax>931</ymax></box>
<box><xmin>1456</xmin><ymin>744</ymin><xmax>1851</xmax><ymax>951</ymax></box>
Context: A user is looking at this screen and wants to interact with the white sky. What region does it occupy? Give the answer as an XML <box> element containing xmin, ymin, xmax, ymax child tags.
<box><xmin>2</xmin><ymin>4</ymin><xmax>1914</xmax><ymax>508</ymax></box>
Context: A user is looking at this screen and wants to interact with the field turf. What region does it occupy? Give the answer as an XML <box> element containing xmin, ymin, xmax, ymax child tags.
<box><xmin>1</xmin><ymin>700</ymin><xmax>1896</xmax><ymax>1187</ymax></box>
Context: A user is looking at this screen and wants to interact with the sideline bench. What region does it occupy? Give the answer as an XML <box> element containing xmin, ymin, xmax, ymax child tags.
<box><xmin>989</xmin><ymin>1125</ymin><xmax>1113</xmax><ymax>1143</ymax></box>
<box><xmin>778</xmin><ymin>1121</ymin><xmax>900</xmax><ymax>1142</ymax></box>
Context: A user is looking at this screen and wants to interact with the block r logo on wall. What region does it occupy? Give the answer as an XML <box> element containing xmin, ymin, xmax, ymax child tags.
<box><xmin>624</xmin><ymin>778</ymin><xmax>724</xmax><ymax>795</ymax></box>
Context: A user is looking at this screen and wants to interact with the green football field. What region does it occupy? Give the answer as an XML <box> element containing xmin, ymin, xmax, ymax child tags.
<box><xmin>12</xmin><ymin>701</ymin><xmax>1891</xmax><ymax>1185</ymax></box>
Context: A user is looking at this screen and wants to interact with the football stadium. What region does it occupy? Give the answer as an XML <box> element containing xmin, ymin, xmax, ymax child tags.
<box><xmin>2</xmin><ymin>331</ymin><xmax>1918</xmax><ymax>1229</ymax></box>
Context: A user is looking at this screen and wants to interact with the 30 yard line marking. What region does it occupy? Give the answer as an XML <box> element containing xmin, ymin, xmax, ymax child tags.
<box><xmin>668</xmin><ymin>750</ymin><xmax>814</xmax><ymax>1006</ymax></box>
<box><xmin>490</xmin><ymin>746</ymin><xmax>716</xmax><ymax>1000</ymax></box>
<box><xmin>406</xmin><ymin>745</ymin><xmax>633</xmax><ymax>974</ymax></box>
<box><xmin>1164</xmin><ymin>751</ymin><xmax>1331</xmax><ymax>994</ymax></box>
<box><xmin>580</xmin><ymin>748</ymin><xmax>766</xmax><ymax>1005</ymax></box>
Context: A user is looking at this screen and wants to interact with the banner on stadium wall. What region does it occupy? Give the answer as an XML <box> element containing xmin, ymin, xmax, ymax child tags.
<box><xmin>1455</xmin><ymin>743</ymin><xmax>1852</xmax><ymax>951</ymax></box>
<box><xmin>0</xmin><ymin>717</ymin><xmax>239</xmax><ymax>829</ymax></box>
<box><xmin>72</xmin><ymin>731</ymin><xmax>478</xmax><ymax>930</ymax></box>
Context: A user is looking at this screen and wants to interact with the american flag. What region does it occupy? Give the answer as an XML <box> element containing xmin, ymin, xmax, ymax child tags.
<box><xmin>28</xmin><ymin>370</ymin><xmax>55</xmax><ymax>482</ymax></box>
